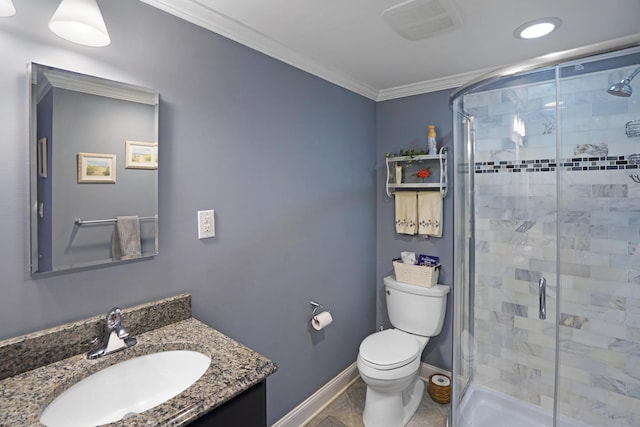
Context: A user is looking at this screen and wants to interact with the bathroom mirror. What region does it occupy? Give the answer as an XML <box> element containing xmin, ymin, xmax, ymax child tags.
<box><xmin>29</xmin><ymin>63</ymin><xmax>159</xmax><ymax>276</ymax></box>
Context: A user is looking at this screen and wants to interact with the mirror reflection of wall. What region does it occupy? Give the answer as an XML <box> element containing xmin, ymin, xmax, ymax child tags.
<box><xmin>30</xmin><ymin>63</ymin><xmax>159</xmax><ymax>276</ymax></box>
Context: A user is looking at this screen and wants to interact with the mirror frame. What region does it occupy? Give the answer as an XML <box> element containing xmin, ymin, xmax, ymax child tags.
<box><xmin>29</xmin><ymin>63</ymin><xmax>160</xmax><ymax>277</ymax></box>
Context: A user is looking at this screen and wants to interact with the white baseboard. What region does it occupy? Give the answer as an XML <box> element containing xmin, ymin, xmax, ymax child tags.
<box><xmin>419</xmin><ymin>361</ymin><xmax>451</xmax><ymax>381</ymax></box>
<box><xmin>271</xmin><ymin>362</ymin><xmax>360</xmax><ymax>427</ymax></box>
<box><xmin>271</xmin><ymin>362</ymin><xmax>451</xmax><ymax>427</ymax></box>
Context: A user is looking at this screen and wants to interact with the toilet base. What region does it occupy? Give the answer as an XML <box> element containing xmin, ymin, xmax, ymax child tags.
<box><xmin>362</xmin><ymin>377</ymin><xmax>424</xmax><ymax>427</ymax></box>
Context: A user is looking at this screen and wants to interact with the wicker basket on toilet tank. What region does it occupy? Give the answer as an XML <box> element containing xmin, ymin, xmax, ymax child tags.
<box><xmin>393</xmin><ymin>261</ymin><xmax>439</xmax><ymax>288</ymax></box>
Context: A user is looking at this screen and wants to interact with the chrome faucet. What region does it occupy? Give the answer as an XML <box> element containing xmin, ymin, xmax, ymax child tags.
<box><xmin>88</xmin><ymin>307</ymin><xmax>137</xmax><ymax>359</ymax></box>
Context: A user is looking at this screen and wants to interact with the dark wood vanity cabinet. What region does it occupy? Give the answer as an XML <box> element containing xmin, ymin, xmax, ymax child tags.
<box><xmin>188</xmin><ymin>381</ymin><xmax>267</xmax><ymax>426</ymax></box>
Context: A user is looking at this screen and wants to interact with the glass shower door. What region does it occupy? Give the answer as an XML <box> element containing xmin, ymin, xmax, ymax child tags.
<box><xmin>452</xmin><ymin>42</ymin><xmax>640</xmax><ymax>427</ymax></box>
<box><xmin>555</xmin><ymin>49</ymin><xmax>640</xmax><ymax>427</ymax></box>
<box><xmin>452</xmin><ymin>68</ymin><xmax>561</xmax><ymax>426</ymax></box>
<box><xmin>452</xmin><ymin>109</ymin><xmax>474</xmax><ymax>413</ymax></box>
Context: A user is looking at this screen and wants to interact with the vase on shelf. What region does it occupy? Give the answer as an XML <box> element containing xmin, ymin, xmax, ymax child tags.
<box><xmin>427</xmin><ymin>125</ymin><xmax>437</xmax><ymax>155</ymax></box>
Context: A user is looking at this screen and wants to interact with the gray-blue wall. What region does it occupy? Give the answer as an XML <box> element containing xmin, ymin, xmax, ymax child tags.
<box><xmin>0</xmin><ymin>0</ymin><xmax>456</xmax><ymax>423</ymax></box>
<box><xmin>0</xmin><ymin>0</ymin><xmax>376</xmax><ymax>423</ymax></box>
<box><xmin>376</xmin><ymin>90</ymin><xmax>455</xmax><ymax>372</ymax></box>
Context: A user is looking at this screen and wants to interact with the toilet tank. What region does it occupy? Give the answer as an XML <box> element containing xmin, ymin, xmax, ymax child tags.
<box><xmin>384</xmin><ymin>275</ymin><xmax>450</xmax><ymax>337</ymax></box>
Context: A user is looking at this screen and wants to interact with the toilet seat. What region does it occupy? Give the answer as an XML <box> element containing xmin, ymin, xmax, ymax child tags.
<box><xmin>359</xmin><ymin>329</ymin><xmax>420</xmax><ymax>370</ymax></box>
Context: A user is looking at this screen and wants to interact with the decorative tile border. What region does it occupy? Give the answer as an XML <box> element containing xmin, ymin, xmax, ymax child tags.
<box><xmin>475</xmin><ymin>155</ymin><xmax>639</xmax><ymax>174</ymax></box>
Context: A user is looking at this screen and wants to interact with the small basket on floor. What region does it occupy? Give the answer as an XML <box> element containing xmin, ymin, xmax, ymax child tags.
<box><xmin>428</xmin><ymin>374</ymin><xmax>451</xmax><ymax>404</ymax></box>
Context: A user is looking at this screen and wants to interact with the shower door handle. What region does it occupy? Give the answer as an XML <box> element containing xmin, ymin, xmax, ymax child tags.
<box><xmin>538</xmin><ymin>277</ymin><xmax>547</xmax><ymax>320</ymax></box>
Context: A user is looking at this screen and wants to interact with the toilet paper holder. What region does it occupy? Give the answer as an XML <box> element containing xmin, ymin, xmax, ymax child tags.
<box><xmin>310</xmin><ymin>301</ymin><xmax>333</xmax><ymax>331</ymax></box>
<box><xmin>310</xmin><ymin>301</ymin><xmax>324</xmax><ymax>317</ymax></box>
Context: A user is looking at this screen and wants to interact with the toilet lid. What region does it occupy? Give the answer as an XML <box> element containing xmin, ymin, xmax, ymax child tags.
<box><xmin>359</xmin><ymin>329</ymin><xmax>420</xmax><ymax>370</ymax></box>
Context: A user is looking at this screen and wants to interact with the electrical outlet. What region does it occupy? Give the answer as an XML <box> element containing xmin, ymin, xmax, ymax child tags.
<box><xmin>197</xmin><ymin>210</ymin><xmax>215</xmax><ymax>239</ymax></box>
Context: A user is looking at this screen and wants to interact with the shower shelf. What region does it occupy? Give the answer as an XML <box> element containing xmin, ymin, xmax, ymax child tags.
<box><xmin>385</xmin><ymin>147</ymin><xmax>447</xmax><ymax>198</ymax></box>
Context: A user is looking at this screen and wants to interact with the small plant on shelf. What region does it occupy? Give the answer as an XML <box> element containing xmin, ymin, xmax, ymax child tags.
<box><xmin>384</xmin><ymin>148</ymin><xmax>428</xmax><ymax>159</ymax></box>
<box><xmin>385</xmin><ymin>148</ymin><xmax>428</xmax><ymax>168</ymax></box>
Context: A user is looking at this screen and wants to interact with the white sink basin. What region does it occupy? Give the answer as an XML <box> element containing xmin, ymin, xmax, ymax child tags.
<box><xmin>40</xmin><ymin>350</ymin><xmax>211</xmax><ymax>427</ymax></box>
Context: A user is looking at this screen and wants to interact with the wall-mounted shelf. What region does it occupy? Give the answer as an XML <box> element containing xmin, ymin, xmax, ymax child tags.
<box><xmin>385</xmin><ymin>147</ymin><xmax>448</xmax><ymax>198</ymax></box>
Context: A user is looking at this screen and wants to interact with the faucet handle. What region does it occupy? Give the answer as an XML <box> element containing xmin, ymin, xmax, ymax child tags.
<box><xmin>106</xmin><ymin>307</ymin><xmax>123</xmax><ymax>330</ymax></box>
<box><xmin>87</xmin><ymin>307</ymin><xmax>136</xmax><ymax>359</ymax></box>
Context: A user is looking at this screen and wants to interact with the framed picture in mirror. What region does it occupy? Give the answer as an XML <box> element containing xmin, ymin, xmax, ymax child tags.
<box><xmin>125</xmin><ymin>140</ymin><xmax>158</xmax><ymax>169</ymax></box>
<box><xmin>77</xmin><ymin>152</ymin><xmax>116</xmax><ymax>183</ymax></box>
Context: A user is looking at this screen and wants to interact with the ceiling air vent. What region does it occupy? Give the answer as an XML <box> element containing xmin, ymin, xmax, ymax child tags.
<box><xmin>382</xmin><ymin>0</ymin><xmax>463</xmax><ymax>41</ymax></box>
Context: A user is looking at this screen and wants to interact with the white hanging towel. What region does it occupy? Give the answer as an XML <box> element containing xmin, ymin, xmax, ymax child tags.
<box><xmin>395</xmin><ymin>191</ymin><xmax>417</xmax><ymax>235</ymax></box>
<box><xmin>418</xmin><ymin>192</ymin><xmax>442</xmax><ymax>237</ymax></box>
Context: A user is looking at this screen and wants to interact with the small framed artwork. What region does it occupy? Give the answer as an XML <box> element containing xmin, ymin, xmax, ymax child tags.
<box><xmin>77</xmin><ymin>152</ymin><xmax>116</xmax><ymax>183</ymax></box>
<box><xmin>37</xmin><ymin>137</ymin><xmax>47</xmax><ymax>178</ymax></box>
<box><xmin>125</xmin><ymin>141</ymin><xmax>158</xmax><ymax>169</ymax></box>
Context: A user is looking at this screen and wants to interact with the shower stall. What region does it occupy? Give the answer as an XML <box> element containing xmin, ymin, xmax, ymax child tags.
<box><xmin>451</xmin><ymin>37</ymin><xmax>640</xmax><ymax>427</ymax></box>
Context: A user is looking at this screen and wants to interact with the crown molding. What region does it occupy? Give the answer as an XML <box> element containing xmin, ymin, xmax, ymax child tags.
<box><xmin>38</xmin><ymin>69</ymin><xmax>159</xmax><ymax>105</ymax></box>
<box><xmin>138</xmin><ymin>0</ymin><xmax>501</xmax><ymax>101</ymax></box>
<box><xmin>376</xmin><ymin>67</ymin><xmax>496</xmax><ymax>101</ymax></box>
<box><xmin>139</xmin><ymin>0</ymin><xmax>380</xmax><ymax>100</ymax></box>
<box><xmin>138</xmin><ymin>3</ymin><xmax>640</xmax><ymax>103</ymax></box>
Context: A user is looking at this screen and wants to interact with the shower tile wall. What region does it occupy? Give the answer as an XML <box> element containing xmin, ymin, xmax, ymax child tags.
<box><xmin>465</xmin><ymin>65</ymin><xmax>640</xmax><ymax>426</ymax></box>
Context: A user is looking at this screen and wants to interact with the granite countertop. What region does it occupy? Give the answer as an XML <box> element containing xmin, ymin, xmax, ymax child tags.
<box><xmin>0</xmin><ymin>295</ymin><xmax>277</xmax><ymax>426</ymax></box>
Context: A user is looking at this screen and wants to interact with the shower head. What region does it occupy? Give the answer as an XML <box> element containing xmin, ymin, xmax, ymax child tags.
<box><xmin>608</xmin><ymin>66</ymin><xmax>640</xmax><ymax>97</ymax></box>
<box><xmin>608</xmin><ymin>80</ymin><xmax>632</xmax><ymax>97</ymax></box>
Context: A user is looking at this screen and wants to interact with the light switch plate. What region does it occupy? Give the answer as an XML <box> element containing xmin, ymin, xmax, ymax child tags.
<box><xmin>197</xmin><ymin>210</ymin><xmax>215</xmax><ymax>239</ymax></box>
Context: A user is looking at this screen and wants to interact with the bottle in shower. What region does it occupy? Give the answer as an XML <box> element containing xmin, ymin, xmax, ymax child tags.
<box><xmin>427</xmin><ymin>125</ymin><xmax>437</xmax><ymax>154</ymax></box>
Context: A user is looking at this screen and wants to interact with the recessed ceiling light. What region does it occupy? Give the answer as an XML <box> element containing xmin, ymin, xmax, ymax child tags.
<box><xmin>514</xmin><ymin>17</ymin><xmax>562</xmax><ymax>40</ymax></box>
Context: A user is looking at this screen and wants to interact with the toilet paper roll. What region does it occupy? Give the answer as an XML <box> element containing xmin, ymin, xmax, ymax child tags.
<box><xmin>312</xmin><ymin>311</ymin><xmax>333</xmax><ymax>331</ymax></box>
<box><xmin>431</xmin><ymin>374</ymin><xmax>451</xmax><ymax>387</ymax></box>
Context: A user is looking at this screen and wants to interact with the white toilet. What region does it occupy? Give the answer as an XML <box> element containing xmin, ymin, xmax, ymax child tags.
<box><xmin>357</xmin><ymin>275</ymin><xmax>450</xmax><ymax>427</ymax></box>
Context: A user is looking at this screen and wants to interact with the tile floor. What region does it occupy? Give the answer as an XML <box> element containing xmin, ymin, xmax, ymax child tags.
<box><xmin>304</xmin><ymin>377</ymin><xmax>450</xmax><ymax>427</ymax></box>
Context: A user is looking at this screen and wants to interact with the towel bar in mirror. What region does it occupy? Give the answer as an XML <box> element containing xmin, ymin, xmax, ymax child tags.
<box><xmin>75</xmin><ymin>216</ymin><xmax>157</xmax><ymax>226</ymax></box>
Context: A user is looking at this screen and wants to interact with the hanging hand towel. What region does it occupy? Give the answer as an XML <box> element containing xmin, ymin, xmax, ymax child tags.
<box><xmin>395</xmin><ymin>191</ymin><xmax>417</xmax><ymax>235</ymax></box>
<box><xmin>112</xmin><ymin>216</ymin><xmax>142</xmax><ymax>260</ymax></box>
<box><xmin>418</xmin><ymin>192</ymin><xmax>442</xmax><ymax>237</ymax></box>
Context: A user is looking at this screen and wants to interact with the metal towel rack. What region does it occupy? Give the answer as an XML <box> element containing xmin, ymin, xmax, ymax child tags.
<box><xmin>75</xmin><ymin>216</ymin><xmax>157</xmax><ymax>226</ymax></box>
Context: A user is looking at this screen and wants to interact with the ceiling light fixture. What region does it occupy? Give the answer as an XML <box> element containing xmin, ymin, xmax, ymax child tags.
<box><xmin>48</xmin><ymin>0</ymin><xmax>111</xmax><ymax>47</ymax></box>
<box><xmin>514</xmin><ymin>17</ymin><xmax>562</xmax><ymax>40</ymax></box>
<box><xmin>0</xmin><ymin>0</ymin><xmax>16</xmax><ymax>17</ymax></box>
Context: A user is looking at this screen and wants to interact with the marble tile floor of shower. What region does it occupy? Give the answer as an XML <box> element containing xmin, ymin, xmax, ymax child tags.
<box><xmin>304</xmin><ymin>377</ymin><xmax>450</xmax><ymax>427</ymax></box>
